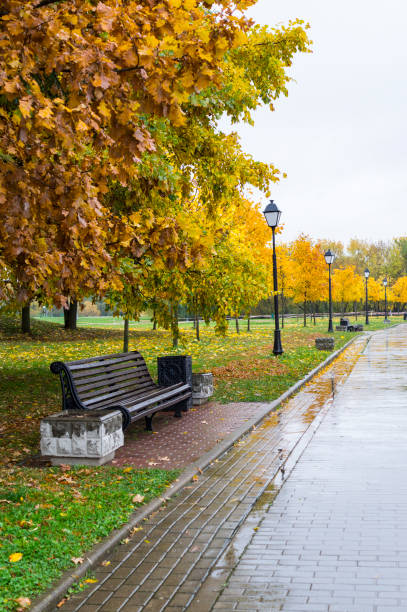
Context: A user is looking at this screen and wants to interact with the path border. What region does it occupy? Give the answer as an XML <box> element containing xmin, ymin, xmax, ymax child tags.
<box><xmin>31</xmin><ymin>334</ymin><xmax>362</xmax><ymax>612</ymax></box>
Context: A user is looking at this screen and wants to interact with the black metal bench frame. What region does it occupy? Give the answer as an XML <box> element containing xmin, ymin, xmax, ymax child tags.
<box><xmin>50</xmin><ymin>351</ymin><xmax>192</xmax><ymax>431</ymax></box>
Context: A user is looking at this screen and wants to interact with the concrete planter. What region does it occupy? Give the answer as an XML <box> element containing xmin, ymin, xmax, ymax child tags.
<box><xmin>192</xmin><ymin>373</ymin><xmax>214</xmax><ymax>405</ymax></box>
<box><xmin>315</xmin><ymin>337</ymin><xmax>335</xmax><ymax>351</ymax></box>
<box><xmin>40</xmin><ymin>410</ymin><xmax>123</xmax><ymax>466</ymax></box>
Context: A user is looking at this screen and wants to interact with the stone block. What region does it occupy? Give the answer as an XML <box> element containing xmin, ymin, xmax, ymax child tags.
<box><xmin>192</xmin><ymin>373</ymin><xmax>214</xmax><ymax>406</ymax></box>
<box><xmin>40</xmin><ymin>410</ymin><xmax>124</xmax><ymax>466</ymax></box>
<box><xmin>336</xmin><ymin>325</ymin><xmax>348</xmax><ymax>331</ymax></box>
<box><xmin>315</xmin><ymin>337</ymin><xmax>335</xmax><ymax>351</ymax></box>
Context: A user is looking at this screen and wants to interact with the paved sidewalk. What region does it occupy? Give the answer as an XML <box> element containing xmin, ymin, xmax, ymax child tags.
<box><xmin>216</xmin><ymin>325</ymin><xmax>407</xmax><ymax>611</ymax></box>
<box><xmin>60</xmin><ymin>336</ymin><xmax>364</xmax><ymax>612</ymax></box>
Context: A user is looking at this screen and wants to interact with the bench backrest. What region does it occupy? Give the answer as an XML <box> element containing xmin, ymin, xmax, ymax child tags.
<box><xmin>62</xmin><ymin>351</ymin><xmax>156</xmax><ymax>410</ymax></box>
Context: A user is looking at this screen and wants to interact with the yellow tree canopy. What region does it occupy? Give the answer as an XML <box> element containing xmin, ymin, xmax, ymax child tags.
<box><xmin>332</xmin><ymin>266</ymin><xmax>364</xmax><ymax>306</ymax></box>
<box><xmin>390</xmin><ymin>276</ymin><xmax>407</xmax><ymax>304</ymax></box>
<box><xmin>286</xmin><ymin>235</ymin><xmax>327</xmax><ymax>305</ymax></box>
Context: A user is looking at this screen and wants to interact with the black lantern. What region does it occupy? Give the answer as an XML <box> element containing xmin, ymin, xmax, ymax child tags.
<box><xmin>324</xmin><ymin>250</ymin><xmax>335</xmax><ymax>332</ymax></box>
<box><xmin>263</xmin><ymin>200</ymin><xmax>283</xmax><ymax>355</ymax></box>
<box><xmin>364</xmin><ymin>268</ymin><xmax>370</xmax><ymax>325</ymax></box>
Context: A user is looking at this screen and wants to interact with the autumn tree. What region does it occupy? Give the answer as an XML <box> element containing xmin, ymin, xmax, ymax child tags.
<box><xmin>390</xmin><ymin>276</ymin><xmax>407</xmax><ymax>311</ymax></box>
<box><xmin>286</xmin><ymin>235</ymin><xmax>327</xmax><ymax>326</ymax></box>
<box><xmin>0</xmin><ymin>0</ymin><xmax>261</xmax><ymax>329</ymax></box>
<box><xmin>332</xmin><ymin>266</ymin><xmax>364</xmax><ymax>314</ymax></box>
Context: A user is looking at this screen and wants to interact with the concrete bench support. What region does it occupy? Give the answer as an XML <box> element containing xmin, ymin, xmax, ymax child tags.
<box><xmin>40</xmin><ymin>410</ymin><xmax>124</xmax><ymax>466</ymax></box>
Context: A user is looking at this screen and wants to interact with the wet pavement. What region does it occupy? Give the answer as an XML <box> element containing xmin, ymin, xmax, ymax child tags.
<box><xmin>216</xmin><ymin>325</ymin><xmax>407</xmax><ymax>611</ymax></box>
<box><xmin>60</xmin><ymin>330</ymin><xmax>381</xmax><ymax>612</ymax></box>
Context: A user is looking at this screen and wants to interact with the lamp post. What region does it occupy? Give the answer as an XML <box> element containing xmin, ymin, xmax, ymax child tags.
<box><xmin>383</xmin><ymin>277</ymin><xmax>389</xmax><ymax>322</ymax></box>
<box><xmin>324</xmin><ymin>249</ymin><xmax>335</xmax><ymax>333</ymax></box>
<box><xmin>364</xmin><ymin>268</ymin><xmax>370</xmax><ymax>325</ymax></box>
<box><xmin>263</xmin><ymin>200</ymin><xmax>283</xmax><ymax>355</ymax></box>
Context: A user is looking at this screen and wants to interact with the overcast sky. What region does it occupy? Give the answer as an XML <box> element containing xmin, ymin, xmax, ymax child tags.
<box><xmin>228</xmin><ymin>0</ymin><xmax>407</xmax><ymax>245</ymax></box>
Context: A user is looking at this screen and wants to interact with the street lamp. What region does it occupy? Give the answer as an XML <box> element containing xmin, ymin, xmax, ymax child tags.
<box><xmin>324</xmin><ymin>249</ymin><xmax>335</xmax><ymax>333</ymax></box>
<box><xmin>383</xmin><ymin>277</ymin><xmax>389</xmax><ymax>322</ymax></box>
<box><xmin>263</xmin><ymin>200</ymin><xmax>283</xmax><ymax>355</ymax></box>
<box><xmin>364</xmin><ymin>268</ymin><xmax>370</xmax><ymax>325</ymax></box>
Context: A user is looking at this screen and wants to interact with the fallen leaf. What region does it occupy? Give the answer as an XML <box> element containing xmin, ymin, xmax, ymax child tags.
<box><xmin>9</xmin><ymin>552</ymin><xmax>23</xmax><ymax>563</ymax></box>
<box><xmin>123</xmin><ymin>467</ymin><xmax>132</xmax><ymax>473</ymax></box>
<box><xmin>132</xmin><ymin>494</ymin><xmax>145</xmax><ymax>503</ymax></box>
<box><xmin>192</xmin><ymin>475</ymin><xmax>199</xmax><ymax>482</ymax></box>
<box><xmin>148</xmin><ymin>462</ymin><xmax>158</xmax><ymax>466</ymax></box>
<box><xmin>15</xmin><ymin>597</ymin><xmax>31</xmax><ymax>609</ymax></box>
<box><xmin>121</xmin><ymin>538</ymin><xmax>130</xmax><ymax>544</ymax></box>
<box><xmin>56</xmin><ymin>599</ymin><xmax>66</xmax><ymax>608</ymax></box>
<box><xmin>71</xmin><ymin>557</ymin><xmax>84</xmax><ymax>565</ymax></box>
<box><xmin>158</xmin><ymin>456</ymin><xmax>170</xmax><ymax>461</ymax></box>
<box><xmin>84</xmin><ymin>578</ymin><xmax>98</xmax><ymax>584</ymax></box>
<box><xmin>101</xmin><ymin>560</ymin><xmax>111</xmax><ymax>567</ymax></box>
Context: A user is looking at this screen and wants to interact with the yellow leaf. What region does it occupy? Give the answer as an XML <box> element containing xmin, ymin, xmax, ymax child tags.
<box><xmin>9</xmin><ymin>552</ymin><xmax>23</xmax><ymax>563</ymax></box>
<box><xmin>98</xmin><ymin>100</ymin><xmax>111</xmax><ymax>120</ymax></box>
<box><xmin>85</xmin><ymin>578</ymin><xmax>98</xmax><ymax>584</ymax></box>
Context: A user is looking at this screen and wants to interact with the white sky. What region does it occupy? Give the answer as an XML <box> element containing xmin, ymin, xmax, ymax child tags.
<box><xmin>228</xmin><ymin>0</ymin><xmax>407</xmax><ymax>244</ymax></box>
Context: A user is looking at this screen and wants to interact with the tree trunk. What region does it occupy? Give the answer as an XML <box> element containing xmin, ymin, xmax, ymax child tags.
<box><xmin>195</xmin><ymin>312</ymin><xmax>200</xmax><ymax>341</ymax></box>
<box><xmin>303</xmin><ymin>300</ymin><xmax>307</xmax><ymax>327</ymax></box>
<box><xmin>123</xmin><ymin>318</ymin><xmax>129</xmax><ymax>352</ymax></box>
<box><xmin>21</xmin><ymin>304</ymin><xmax>30</xmax><ymax>334</ymax></box>
<box><xmin>313</xmin><ymin>303</ymin><xmax>316</xmax><ymax>325</ymax></box>
<box><xmin>64</xmin><ymin>300</ymin><xmax>77</xmax><ymax>330</ymax></box>
<box><xmin>355</xmin><ymin>302</ymin><xmax>358</xmax><ymax>320</ymax></box>
<box><xmin>235</xmin><ymin>316</ymin><xmax>240</xmax><ymax>334</ymax></box>
<box><xmin>171</xmin><ymin>304</ymin><xmax>179</xmax><ymax>348</ymax></box>
<box><xmin>247</xmin><ymin>311</ymin><xmax>251</xmax><ymax>332</ymax></box>
<box><xmin>152</xmin><ymin>309</ymin><xmax>157</xmax><ymax>330</ymax></box>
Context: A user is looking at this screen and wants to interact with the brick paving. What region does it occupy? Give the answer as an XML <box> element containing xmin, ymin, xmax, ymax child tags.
<box><xmin>61</xmin><ymin>336</ymin><xmax>364</xmax><ymax>612</ymax></box>
<box><xmin>215</xmin><ymin>325</ymin><xmax>407</xmax><ymax>611</ymax></box>
<box><xmin>113</xmin><ymin>402</ymin><xmax>265</xmax><ymax>469</ymax></box>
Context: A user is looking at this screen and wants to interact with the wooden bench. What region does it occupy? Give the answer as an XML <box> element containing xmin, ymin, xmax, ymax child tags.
<box><xmin>50</xmin><ymin>351</ymin><xmax>192</xmax><ymax>431</ymax></box>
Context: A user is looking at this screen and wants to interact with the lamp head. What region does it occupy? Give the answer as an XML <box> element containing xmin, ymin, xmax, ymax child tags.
<box><xmin>263</xmin><ymin>200</ymin><xmax>282</xmax><ymax>228</ymax></box>
<box><xmin>324</xmin><ymin>249</ymin><xmax>335</xmax><ymax>265</ymax></box>
<box><xmin>364</xmin><ymin>268</ymin><xmax>370</xmax><ymax>279</ymax></box>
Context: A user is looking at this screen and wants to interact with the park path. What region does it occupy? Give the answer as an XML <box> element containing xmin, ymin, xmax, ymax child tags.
<box><xmin>215</xmin><ymin>324</ymin><xmax>407</xmax><ymax>612</ymax></box>
<box><xmin>61</xmin><ymin>332</ymin><xmax>368</xmax><ymax>612</ymax></box>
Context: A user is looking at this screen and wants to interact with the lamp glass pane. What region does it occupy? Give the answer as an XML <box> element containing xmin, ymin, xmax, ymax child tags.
<box><xmin>264</xmin><ymin>211</ymin><xmax>279</xmax><ymax>227</ymax></box>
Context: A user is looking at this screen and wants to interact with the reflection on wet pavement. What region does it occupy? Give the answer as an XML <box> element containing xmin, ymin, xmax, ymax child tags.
<box><xmin>61</xmin><ymin>335</ymin><xmax>367</xmax><ymax>612</ymax></box>
<box><xmin>216</xmin><ymin>325</ymin><xmax>407</xmax><ymax>611</ymax></box>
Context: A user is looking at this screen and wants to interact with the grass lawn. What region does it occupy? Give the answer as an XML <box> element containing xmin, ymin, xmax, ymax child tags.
<box><xmin>0</xmin><ymin>313</ymin><xmax>403</xmax><ymax>609</ymax></box>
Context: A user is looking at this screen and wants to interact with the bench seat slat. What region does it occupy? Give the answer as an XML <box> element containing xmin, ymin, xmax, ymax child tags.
<box><xmin>67</xmin><ymin>352</ymin><xmax>144</xmax><ymax>371</ymax></box>
<box><xmin>76</xmin><ymin>373</ymin><xmax>154</xmax><ymax>397</ymax></box>
<box><xmin>84</xmin><ymin>382</ymin><xmax>185</xmax><ymax>410</ymax></box>
<box><xmin>124</xmin><ymin>384</ymin><xmax>190</xmax><ymax>412</ymax></box>
<box><xmin>71</xmin><ymin>362</ymin><xmax>150</xmax><ymax>381</ymax></box>
<box><xmin>127</xmin><ymin>391</ymin><xmax>192</xmax><ymax>420</ymax></box>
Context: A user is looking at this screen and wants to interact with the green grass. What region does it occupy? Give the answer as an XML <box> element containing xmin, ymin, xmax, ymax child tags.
<box><xmin>0</xmin><ymin>466</ymin><xmax>179</xmax><ymax>611</ymax></box>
